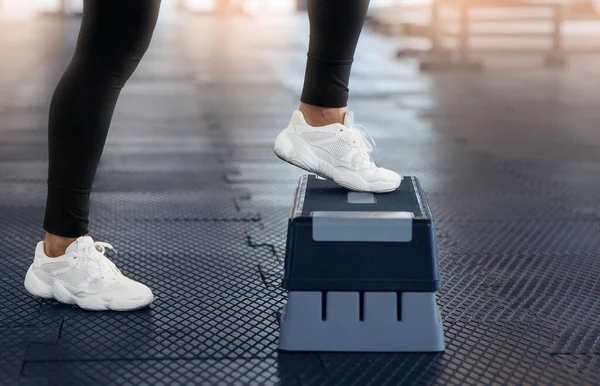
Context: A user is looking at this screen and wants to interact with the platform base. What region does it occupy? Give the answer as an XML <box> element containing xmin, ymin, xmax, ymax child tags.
<box><xmin>279</xmin><ymin>291</ymin><xmax>445</xmax><ymax>352</ymax></box>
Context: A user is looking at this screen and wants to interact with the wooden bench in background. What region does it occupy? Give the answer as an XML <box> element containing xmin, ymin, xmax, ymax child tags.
<box><xmin>369</xmin><ymin>0</ymin><xmax>600</xmax><ymax>71</ymax></box>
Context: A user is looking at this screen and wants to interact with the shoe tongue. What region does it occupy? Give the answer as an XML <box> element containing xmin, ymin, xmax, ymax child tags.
<box><xmin>66</xmin><ymin>236</ymin><xmax>94</xmax><ymax>254</ymax></box>
<box><xmin>343</xmin><ymin>111</ymin><xmax>355</xmax><ymax>128</ymax></box>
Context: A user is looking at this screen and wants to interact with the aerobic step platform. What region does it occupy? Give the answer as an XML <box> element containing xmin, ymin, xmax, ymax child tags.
<box><xmin>279</xmin><ymin>175</ymin><xmax>445</xmax><ymax>352</ymax></box>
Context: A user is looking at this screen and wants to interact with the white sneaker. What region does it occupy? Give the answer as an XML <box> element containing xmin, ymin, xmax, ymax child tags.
<box><xmin>24</xmin><ymin>236</ymin><xmax>155</xmax><ymax>311</ymax></box>
<box><xmin>274</xmin><ymin>110</ymin><xmax>402</xmax><ymax>193</ymax></box>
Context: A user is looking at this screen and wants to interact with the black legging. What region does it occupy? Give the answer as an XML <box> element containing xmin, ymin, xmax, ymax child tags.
<box><xmin>44</xmin><ymin>0</ymin><xmax>371</xmax><ymax>237</ymax></box>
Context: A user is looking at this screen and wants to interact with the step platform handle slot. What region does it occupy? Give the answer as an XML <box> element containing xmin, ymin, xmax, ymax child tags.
<box><xmin>311</xmin><ymin>211</ymin><xmax>414</xmax><ymax>242</ymax></box>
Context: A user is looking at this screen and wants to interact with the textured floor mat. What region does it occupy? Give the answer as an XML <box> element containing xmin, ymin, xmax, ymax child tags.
<box><xmin>22</xmin><ymin>359</ymin><xmax>282</xmax><ymax>386</ymax></box>
<box><xmin>27</xmin><ymin>295</ymin><xmax>283</xmax><ymax>361</ymax></box>
<box><xmin>439</xmin><ymin>219</ymin><xmax>600</xmax><ymax>253</ymax></box>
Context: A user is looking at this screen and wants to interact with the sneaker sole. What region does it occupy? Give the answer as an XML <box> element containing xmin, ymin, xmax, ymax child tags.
<box><xmin>274</xmin><ymin>131</ymin><xmax>402</xmax><ymax>193</ymax></box>
<box><xmin>24</xmin><ymin>267</ymin><xmax>155</xmax><ymax>311</ymax></box>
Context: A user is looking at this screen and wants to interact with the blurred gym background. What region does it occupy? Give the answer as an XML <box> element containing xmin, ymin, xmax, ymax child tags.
<box><xmin>3</xmin><ymin>0</ymin><xmax>600</xmax><ymax>68</ymax></box>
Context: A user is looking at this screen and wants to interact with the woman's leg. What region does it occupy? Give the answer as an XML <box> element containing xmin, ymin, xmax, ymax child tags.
<box><xmin>25</xmin><ymin>0</ymin><xmax>160</xmax><ymax>311</ymax></box>
<box><xmin>299</xmin><ymin>0</ymin><xmax>370</xmax><ymax>127</ymax></box>
<box><xmin>274</xmin><ymin>0</ymin><xmax>402</xmax><ymax>193</ymax></box>
<box><xmin>43</xmin><ymin>0</ymin><xmax>161</xmax><ymax>256</ymax></box>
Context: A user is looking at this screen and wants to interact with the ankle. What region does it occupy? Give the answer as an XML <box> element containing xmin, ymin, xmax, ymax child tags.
<box><xmin>299</xmin><ymin>102</ymin><xmax>347</xmax><ymax>127</ymax></box>
<box><xmin>44</xmin><ymin>233</ymin><xmax>78</xmax><ymax>257</ymax></box>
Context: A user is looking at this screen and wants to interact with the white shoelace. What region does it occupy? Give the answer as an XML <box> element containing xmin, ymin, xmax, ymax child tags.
<box><xmin>353</xmin><ymin>123</ymin><xmax>377</xmax><ymax>157</ymax></box>
<box><xmin>344</xmin><ymin>111</ymin><xmax>378</xmax><ymax>160</ymax></box>
<box><xmin>82</xmin><ymin>242</ymin><xmax>121</xmax><ymax>279</ymax></box>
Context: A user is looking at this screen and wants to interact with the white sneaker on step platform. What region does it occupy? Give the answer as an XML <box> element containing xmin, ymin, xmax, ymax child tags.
<box><xmin>274</xmin><ymin>110</ymin><xmax>402</xmax><ymax>193</ymax></box>
<box><xmin>24</xmin><ymin>236</ymin><xmax>155</xmax><ymax>311</ymax></box>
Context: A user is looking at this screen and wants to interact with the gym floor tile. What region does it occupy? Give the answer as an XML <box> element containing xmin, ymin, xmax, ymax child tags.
<box><xmin>22</xmin><ymin>359</ymin><xmax>281</xmax><ymax>386</ymax></box>
<box><xmin>27</xmin><ymin>295</ymin><xmax>283</xmax><ymax>361</ymax></box>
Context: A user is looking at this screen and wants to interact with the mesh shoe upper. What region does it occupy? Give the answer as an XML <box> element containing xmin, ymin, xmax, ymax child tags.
<box><xmin>35</xmin><ymin>236</ymin><xmax>151</xmax><ymax>296</ymax></box>
<box><xmin>289</xmin><ymin>111</ymin><xmax>380</xmax><ymax>171</ymax></box>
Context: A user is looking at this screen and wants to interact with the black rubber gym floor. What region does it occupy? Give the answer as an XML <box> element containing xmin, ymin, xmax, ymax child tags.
<box><xmin>1</xmin><ymin>13</ymin><xmax>599</xmax><ymax>386</ymax></box>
